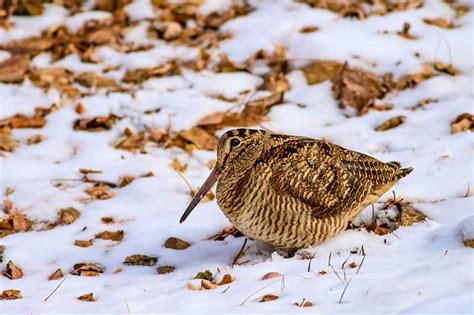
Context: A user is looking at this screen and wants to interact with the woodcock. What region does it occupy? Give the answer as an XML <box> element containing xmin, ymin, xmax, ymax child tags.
<box><xmin>180</xmin><ymin>129</ymin><xmax>413</xmax><ymax>249</ymax></box>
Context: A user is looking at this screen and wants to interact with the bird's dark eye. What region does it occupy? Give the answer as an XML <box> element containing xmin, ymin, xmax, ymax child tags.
<box><xmin>230</xmin><ymin>138</ymin><xmax>241</xmax><ymax>148</ymax></box>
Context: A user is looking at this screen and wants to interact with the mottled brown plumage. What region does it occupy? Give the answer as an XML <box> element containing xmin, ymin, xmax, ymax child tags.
<box><xmin>180</xmin><ymin>128</ymin><xmax>413</xmax><ymax>249</ymax></box>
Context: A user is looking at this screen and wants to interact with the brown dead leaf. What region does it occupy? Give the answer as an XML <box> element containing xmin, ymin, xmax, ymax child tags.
<box><xmin>0</xmin><ymin>289</ymin><xmax>22</xmax><ymax>300</ymax></box>
<box><xmin>113</xmin><ymin>130</ymin><xmax>148</xmax><ymax>152</ymax></box>
<box><xmin>3</xmin><ymin>260</ymin><xmax>23</xmax><ymax>280</ymax></box>
<box><xmin>333</xmin><ymin>63</ymin><xmax>385</xmax><ymax>114</ymax></box>
<box><xmin>396</xmin><ymin>63</ymin><xmax>435</xmax><ymax>90</ymax></box>
<box><xmin>261</xmin><ymin>272</ymin><xmax>282</xmax><ymax>280</ymax></box>
<box><xmin>169</xmin><ymin>159</ymin><xmax>187</xmax><ymax>173</ymax></box>
<box><xmin>73</xmin><ymin>115</ymin><xmax>118</xmax><ymax>131</ymax></box>
<box><xmin>319</xmin><ymin>270</ymin><xmax>327</xmax><ymax>275</ymax></box>
<box><xmin>260</xmin><ymin>294</ymin><xmax>279</xmax><ymax>302</ymax></box>
<box><xmin>423</xmin><ymin>18</ymin><xmax>452</xmax><ymax>29</ymax></box>
<box><xmin>74</xmin><ymin>240</ymin><xmax>93</xmax><ymax>247</ymax></box>
<box><xmin>71</xmin><ymin>262</ymin><xmax>104</xmax><ymax>276</ymax></box>
<box><xmin>85</xmin><ymin>185</ymin><xmax>115</xmax><ymax>200</ymax></box>
<box><xmin>450</xmin><ymin>113</ymin><xmax>473</xmax><ymax>134</ymax></box>
<box><xmin>348</xmin><ymin>261</ymin><xmax>358</xmax><ymax>268</ymax></box>
<box><xmin>463</xmin><ymin>239</ymin><xmax>474</xmax><ymax>248</ymax></box>
<box><xmin>123</xmin><ymin>62</ymin><xmax>177</xmax><ymax>83</ymax></box>
<box><xmin>397</xmin><ymin>22</ymin><xmax>416</xmax><ymax>40</ymax></box>
<box><xmin>302</xmin><ymin>60</ymin><xmax>342</xmax><ymax>85</ymax></box>
<box><xmin>209</xmin><ymin>225</ymin><xmax>243</xmax><ymax>241</ymax></box>
<box><xmin>26</xmin><ymin>134</ymin><xmax>44</xmax><ymax>145</ymax></box>
<box><xmin>174</xmin><ymin>127</ymin><xmax>218</xmax><ymax>151</ymax></box>
<box><xmin>217</xmin><ymin>273</ymin><xmax>233</xmax><ymax>285</ymax></box>
<box><xmin>57</xmin><ymin>207</ymin><xmax>81</xmax><ymax>225</ymax></box>
<box><xmin>366</xmin><ymin>217</ymin><xmax>390</xmax><ymax>236</ymax></box>
<box><xmin>124</xmin><ymin>254</ymin><xmax>158</xmax><ymax>266</ymax></box>
<box><xmin>433</xmin><ymin>61</ymin><xmax>458</xmax><ymax>76</ymax></box>
<box><xmin>11</xmin><ymin>213</ymin><xmax>27</xmax><ymax>232</ymax></box>
<box><xmin>48</xmin><ymin>268</ymin><xmax>64</xmax><ymax>280</ymax></box>
<box><xmin>2</xmin><ymin>36</ymin><xmax>55</xmax><ymax>56</ymax></box>
<box><xmin>375</xmin><ymin>116</ymin><xmax>406</xmax><ymax>131</ymax></box>
<box><xmin>79</xmin><ymin>168</ymin><xmax>102</xmax><ymax>175</ymax></box>
<box><xmin>0</xmin><ymin>128</ymin><xmax>17</xmax><ymax>152</ymax></box>
<box><xmin>75</xmin><ymin>72</ymin><xmax>120</xmax><ymax>89</ymax></box>
<box><xmin>201</xmin><ymin>279</ymin><xmax>218</xmax><ymax>290</ymax></box>
<box><xmin>95</xmin><ymin>230</ymin><xmax>124</xmax><ymax>242</ymax></box>
<box><xmin>78</xmin><ymin>292</ymin><xmax>96</xmax><ymax>302</ymax></box>
<box><xmin>396</xmin><ymin>202</ymin><xmax>427</xmax><ymax>227</ymax></box>
<box><xmin>101</xmin><ymin>216</ymin><xmax>114</xmax><ymax>224</ymax></box>
<box><xmin>75</xmin><ymin>102</ymin><xmax>86</xmax><ymax>114</ymax></box>
<box><xmin>295</xmin><ymin>299</ymin><xmax>313</xmax><ymax>307</ymax></box>
<box><xmin>118</xmin><ymin>176</ymin><xmax>135</xmax><ymax>187</ymax></box>
<box><xmin>0</xmin><ymin>55</ymin><xmax>30</xmax><ymax>83</ymax></box>
<box><xmin>29</xmin><ymin>67</ymin><xmax>72</xmax><ymax>89</ymax></box>
<box><xmin>0</xmin><ymin>113</ymin><xmax>47</xmax><ymax>129</ymax></box>
<box><xmin>300</xmin><ymin>26</ymin><xmax>319</xmax><ymax>33</ymax></box>
<box><xmin>157</xmin><ymin>265</ymin><xmax>176</xmax><ymax>274</ymax></box>
<box><xmin>163</xmin><ymin>237</ymin><xmax>191</xmax><ymax>250</ymax></box>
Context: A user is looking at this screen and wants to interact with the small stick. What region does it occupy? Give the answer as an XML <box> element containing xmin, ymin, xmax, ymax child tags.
<box><xmin>43</xmin><ymin>277</ymin><xmax>67</xmax><ymax>302</ymax></box>
<box><xmin>232</xmin><ymin>238</ymin><xmax>248</xmax><ymax>266</ymax></box>
<box><xmin>338</xmin><ymin>278</ymin><xmax>353</xmax><ymax>304</ymax></box>
<box><xmin>341</xmin><ymin>253</ymin><xmax>352</xmax><ymax>283</ymax></box>
<box><xmin>327</xmin><ymin>252</ymin><xmax>332</xmax><ymax>266</ymax></box>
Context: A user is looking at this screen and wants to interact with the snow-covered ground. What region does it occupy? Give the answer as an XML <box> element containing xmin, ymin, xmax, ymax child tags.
<box><xmin>0</xmin><ymin>0</ymin><xmax>473</xmax><ymax>313</ymax></box>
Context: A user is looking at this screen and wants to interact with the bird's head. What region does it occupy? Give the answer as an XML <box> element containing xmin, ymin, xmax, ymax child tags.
<box><xmin>179</xmin><ymin>128</ymin><xmax>270</xmax><ymax>223</ymax></box>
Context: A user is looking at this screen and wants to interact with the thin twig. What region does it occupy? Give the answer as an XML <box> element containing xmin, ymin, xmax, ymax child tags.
<box><xmin>338</xmin><ymin>278</ymin><xmax>353</xmax><ymax>304</ymax></box>
<box><xmin>231</xmin><ymin>238</ymin><xmax>248</xmax><ymax>266</ymax></box>
<box><xmin>220</xmin><ymin>286</ymin><xmax>231</xmax><ymax>294</ymax></box>
<box><xmin>240</xmin><ymin>280</ymin><xmax>280</xmax><ymax>306</ymax></box>
<box><xmin>43</xmin><ymin>277</ymin><xmax>67</xmax><ymax>302</ymax></box>
<box><xmin>341</xmin><ymin>253</ymin><xmax>352</xmax><ymax>283</ymax></box>
<box><xmin>328</xmin><ymin>252</ymin><xmax>332</xmax><ymax>266</ymax></box>
<box><xmin>356</xmin><ymin>253</ymin><xmax>366</xmax><ymax>274</ymax></box>
<box><xmin>125</xmin><ymin>300</ymin><xmax>131</xmax><ymax>315</ymax></box>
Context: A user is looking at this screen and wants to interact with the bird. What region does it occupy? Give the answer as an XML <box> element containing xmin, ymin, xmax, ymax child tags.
<box><xmin>180</xmin><ymin>128</ymin><xmax>413</xmax><ymax>250</ymax></box>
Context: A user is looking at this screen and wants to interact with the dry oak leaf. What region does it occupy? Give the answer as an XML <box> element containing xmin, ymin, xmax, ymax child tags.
<box><xmin>0</xmin><ymin>55</ymin><xmax>30</xmax><ymax>83</ymax></box>
<box><xmin>423</xmin><ymin>18</ymin><xmax>452</xmax><ymax>29</ymax></box>
<box><xmin>164</xmin><ymin>237</ymin><xmax>191</xmax><ymax>250</ymax></box>
<box><xmin>57</xmin><ymin>207</ymin><xmax>81</xmax><ymax>225</ymax></box>
<box><xmin>397</xmin><ymin>22</ymin><xmax>417</xmax><ymax>40</ymax></box>
<box><xmin>114</xmin><ymin>130</ymin><xmax>148</xmax><ymax>152</ymax></box>
<box><xmin>74</xmin><ymin>239</ymin><xmax>93</xmax><ymax>247</ymax></box>
<box><xmin>0</xmin><ymin>113</ymin><xmax>47</xmax><ymax>129</ymax></box>
<box><xmin>3</xmin><ymin>260</ymin><xmax>23</xmax><ymax>280</ymax></box>
<box><xmin>295</xmin><ymin>299</ymin><xmax>313</xmax><ymax>307</ymax></box>
<box><xmin>101</xmin><ymin>216</ymin><xmax>114</xmax><ymax>224</ymax></box>
<box><xmin>463</xmin><ymin>239</ymin><xmax>474</xmax><ymax>248</ymax></box>
<box><xmin>174</xmin><ymin>127</ymin><xmax>218</xmax><ymax>151</ymax></box>
<box><xmin>216</xmin><ymin>273</ymin><xmax>233</xmax><ymax>285</ymax></box>
<box><xmin>0</xmin><ymin>128</ymin><xmax>17</xmax><ymax>152</ymax></box>
<box><xmin>395</xmin><ymin>202</ymin><xmax>427</xmax><ymax>227</ymax></box>
<box><xmin>157</xmin><ymin>265</ymin><xmax>175</xmax><ymax>274</ymax></box>
<box><xmin>201</xmin><ymin>279</ymin><xmax>218</xmax><ymax>290</ymax></box>
<box><xmin>260</xmin><ymin>294</ymin><xmax>279</xmax><ymax>302</ymax></box>
<box><xmin>433</xmin><ymin>61</ymin><xmax>458</xmax><ymax>76</ymax></box>
<box><xmin>169</xmin><ymin>158</ymin><xmax>187</xmax><ymax>173</ymax></box>
<box><xmin>71</xmin><ymin>262</ymin><xmax>104</xmax><ymax>276</ymax></box>
<box><xmin>396</xmin><ymin>62</ymin><xmax>435</xmax><ymax>90</ymax></box>
<box><xmin>0</xmin><ymin>289</ymin><xmax>22</xmax><ymax>300</ymax></box>
<box><xmin>75</xmin><ymin>72</ymin><xmax>120</xmax><ymax>89</ymax></box>
<box><xmin>451</xmin><ymin>113</ymin><xmax>473</xmax><ymax>134</ymax></box>
<box><xmin>123</xmin><ymin>62</ymin><xmax>177</xmax><ymax>83</ymax></box>
<box><xmin>348</xmin><ymin>262</ymin><xmax>358</xmax><ymax>268</ymax></box>
<box><xmin>118</xmin><ymin>175</ymin><xmax>135</xmax><ymax>188</ymax></box>
<box><xmin>85</xmin><ymin>185</ymin><xmax>115</xmax><ymax>200</ymax></box>
<box><xmin>26</xmin><ymin>134</ymin><xmax>44</xmax><ymax>145</ymax></box>
<box><xmin>124</xmin><ymin>254</ymin><xmax>158</xmax><ymax>266</ymax></box>
<box><xmin>375</xmin><ymin>116</ymin><xmax>406</xmax><ymax>131</ymax></box>
<box><xmin>261</xmin><ymin>272</ymin><xmax>282</xmax><ymax>280</ymax></box>
<box><xmin>29</xmin><ymin>67</ymin><xmax>72</xmax><ymax>89</ymax></box>
<box><xmin>95</xmin><ymin>230</ymin><xmax>124</xmax><ymax>242</ymax></box>
<box><xmin>73</xmin><ymin>115</ymin><xmax>119</xmax><ymax>131</ymax></box>
<box><xmin>302</xmin><ymin>60</ymin><xmax>342</xmax><ymax>85</ymax></box>
<box><xmin>333</xmin><ymin>63</ymin><xmax>385</xmax><ymax>114</ymax></box>
<box><xmin>78</xmin><ymin>292</ymin><xmax>96</xmax><ymax>302</ymax></box>
<box><xmin>48</xmin><ymin>268</ymin><xmax>64</xmax><ymax>280</ymax></box>
<box><xmin>1</xmin><ymin>37</ymin><xmax>55</xmax><ymax>56</ymax></box>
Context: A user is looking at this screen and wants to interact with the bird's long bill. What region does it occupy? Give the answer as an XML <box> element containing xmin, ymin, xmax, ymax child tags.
<box><xmin>179</xmin><ymin>167</ymin><xmax>221</xmax><ymax>223</ymax></box>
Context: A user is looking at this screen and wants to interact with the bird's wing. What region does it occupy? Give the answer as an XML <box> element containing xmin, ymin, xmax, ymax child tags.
<box><xmin>267</xmin><ymin>139</ymin><xmax>399</xmax><ymax>218</ymax></box>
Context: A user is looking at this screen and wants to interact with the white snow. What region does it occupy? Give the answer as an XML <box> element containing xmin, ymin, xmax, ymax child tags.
<box><xmin>0</xmin><ymin>0</ymin><xmax>473</xmax><ymax>314</ymax></box>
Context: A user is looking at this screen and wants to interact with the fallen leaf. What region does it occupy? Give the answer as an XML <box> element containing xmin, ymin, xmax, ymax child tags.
<box><xmin>302</xmin><ymin>60</ymin><xmax>342</xmax><ymax>85</ymax></box>
<box><xmin>169</xmin><ymin>159</ymin><xmax>187</xmax><ymax>173</ymax></box>
<box><xmin>463</xmin><ymin>239</ymin><xmax>474</xmax><ymax>248</ymax></box>
<box><xmin>124</xmin><ymin>254</ymin><xmax>158</xmax><ymax>266</ymax></box>
<box><xmin>75</xmin><ymin>72</ymin><xmax>120</xmax><ymax>89</ymax></box>
<box><xmin>423</xmin><ymin>18</ymin><xmax>452</xmax><ymax>29</ymax></box>
<box><xmin>26</xmin><ymin>134</ymin><xmax>44</xmax><ymax>145</ymax></box>
<box><xmin>295</xmin><ymin>299</ymin><xmax>313</xmax><ymax>307</ymax></box>
<box><xmin>48</xmin><ymin>268</ymin><xmax>64</xmax><ymax>280</ymax></box>
<box><xmin>101</xmin><ymin>216</ymin><xmax>114</xmax><ymax>224</ymax></box>
<box><xmin>375</xmin><ymin>116</ymin><xmax>406</xmax><ymax>131</ymax></box>
<box><xmin>0</xmin><ymin>289</ymin><xmax>22</xmax><ymax>300</ymax></box>
<box><xmin>433</xmin><ymin>61</ymin><xmax>458</xmax><ymax>76</ymax></box>
<box><xmin>78</xmin><ymin>292</ymin><xmax>95</xmax><ymax>302</ymax></box>
<box><xmin>396</xmin><ymin>202</ymin><xmax>427</xmax><ymax>227</ymax></box>
<box><xmin>2</xmin><ymin>260</ymin><xmax>23</xmax><ymax>279</ymax></box>
<box><xmin>261</xmin><ymin>272</ymin><xmax>282</xmax><ymax>280</ymax></box>
<box><xmin>174</xmin><ymin>127</ymin><xmax>218</xmax><ymax>151</ymax></box>
<box><xmin>0</xmin><ymin>128</ymin><xmax>17</xmax><ymax>152</ymax></box>
<box><xmin>157</xmin><ymin>265</ymin><xmax>176</xmax><ymax>274</ymax></box>
<box><xmin>75</xmin><ymin>102</ymin><xmax>86</xmax><ymax>114</ymax></box>
<box><xmin>71</xmin><ymin>262</ymin><xmax>104</xmax><ymax>276</ymax></box>
<box><xmin>85</xmin><ymin>185</ymin><xmax>115</xmax><ymax>200</ymax></box>
<box><xmin>95</xmin><ymin>230</ymin><xmax>124</xmax><ymax>242</ymax></box>
<box><xmin>29</xmin><ymin>67</ymin><xmax>72</xmax><ymax>89</ymax></box>
<box><xmin>0</xmin><ymin>113</ymin><xmax>47</xmax><ymax>129</ymax></box>
<box><xmin>73</xmin><ymin>115</ymin><xmax>118</xmax><ymax>131</ymax></box>
<box><xmin>300</xmin><ymin>26</ymin><xmax>319</xmax><ymax>33</ymax></box>
<box><xmin>164</xmin><ymin>237</ymin><xmax>191</xmax><ymax>250</ymax></box>
<box><xmin>318</xmin><ymin>270</ymin><xmax>327</xmax><ymax>275</ymax></box>
<box><xmin>209</xmin><ymin>225</ymin><xmax>243</xmax><ymax>241</ymax></box>
<box><xmin>0</xmin><ymin>55</ymin><xmax>30</xmax><ymax>83</ymax></box>
<box><xmin>348</xmin><ymin>262</ymin><xmax>358</xmax><ymax>268</ymax></box>
<box><xmin>123</xmin><ymin>63</ymin><xmax>177</xmax><ymax>83</ymax></box>
<box><xmin>396</xmin><ymin>62</ymin><xmax>435</xmax><ymax>90</ymax></box>
<box><xmin>201</xmin><ymin>279</ymin><xmax>218</xmax><ymax>290</ymax></box>
<box><xmin>218</xmin><ymin>273</ymin><xmax>233</xmax><ymax>285</ymax></box>
<box><xmin>2</xmin><ymin>37</ymin><xmax>54</xmax><ymax>56</ymax></box>
<box><xmin>74</xmin><ymin>240</ymin><xmax>93</xmax><ymax>247</ymax></box>
<box><xmin>450</xmin><ymin>113</ymin><xmax>473</xmax><ymax>134</ymax></box>
<box><xmin>260</xmin><ymin>294</ymin><xmax>279</xmax><ymax>302</ymax></box>
<box><xmin>118</xmin><ymin>176</ymin><xmax>135</xmax><ymax>187</ymax></box>
<box><xmin>113</xmin><ymin>268</ymin><xmax>123</xmax><ymax>274</ymax></box>
<box><xmin>193</xmin><ymin>270</ymin><xmax>214</xmax><ymax>282</ymax></box>
<box><xmin>57</xmin><ymin>207</ymin><xmax>81</xmax><ymax>225</ymax></box>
